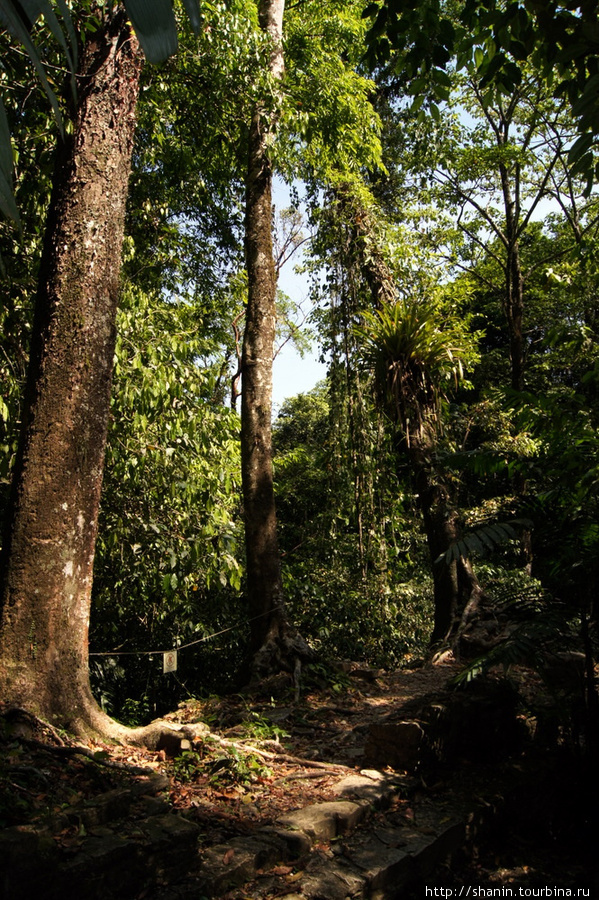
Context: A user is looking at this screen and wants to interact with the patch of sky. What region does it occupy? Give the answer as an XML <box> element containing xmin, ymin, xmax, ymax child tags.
<box><xmin>272</xmin><ymin>177</ymin><xmax>328</xmax><ymax>414</ymax></box>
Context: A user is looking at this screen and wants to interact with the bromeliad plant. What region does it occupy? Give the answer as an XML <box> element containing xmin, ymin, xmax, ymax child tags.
<box><xmin>356</xmin><ymin>296</ymin><xmax>474</xmax><ymax>442</ymax></box>
<box><xmin>356</xmin><ymin>295</ymin><xmax>483</xmax><ymax>646</ymax></box>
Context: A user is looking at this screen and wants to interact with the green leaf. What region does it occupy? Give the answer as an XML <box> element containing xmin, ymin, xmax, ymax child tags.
<box><xmin>571</xmin><ymin>73</ymin><xmax>599</xmax><ymax>120</ymax></box>
<box><xmin>567</xmin><ymin>132</ymin><xmax>594</xmax><ymax>166</ymax></box>
<box><xmin>0</xmin><ymin>101</ymin><xmax>18</xmax><ymax>222</ymax></box>
<box><xmin>362</xmin><ymin>2</ymin><xmax>380</xmax><ymax>19</ymax></box>
<box><xmin>180</xmin><ymin>0</ymin><xmax>202</xmax><ymax>34</ymax></box>
<box><xmin>123</xmin><ymin>0</ymin><xmax>179</xmax><ymax>63</ymax></box>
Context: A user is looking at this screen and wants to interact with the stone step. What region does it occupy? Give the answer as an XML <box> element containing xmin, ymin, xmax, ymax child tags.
<box><xmin>0</xmin><ymin>773</ymin><xmax>193</xmax><ymax>900</ymax></box>
<box><xmin>187</xmin><ymin>771</ymin><xmax>404</xmax><ymax>897</ymax></box>
<box><xmin>155</xmin><ymin>766</ymin><xmax>511</xmax><ymax>900</ymax></box>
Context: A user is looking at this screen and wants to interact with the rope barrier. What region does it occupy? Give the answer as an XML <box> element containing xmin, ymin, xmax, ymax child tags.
<box><xmin>88</xmin><ymin>611</ymin><xmax>269</xmax><ymax>658</ymax></box>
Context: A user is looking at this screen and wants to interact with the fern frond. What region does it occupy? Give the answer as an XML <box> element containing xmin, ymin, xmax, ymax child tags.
<box><xmin>452</xmin><ymin>624</ymin><xmax>551</xmax><ymax>686</ymax></box>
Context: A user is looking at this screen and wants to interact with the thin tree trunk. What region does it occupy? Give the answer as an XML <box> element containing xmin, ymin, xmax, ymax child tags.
<box><xmin>506</xmin><ymin>245</ymin><xmax>525</xmax><ymax>391</ymax></box>
<box><xmin>407</xmin><ymin>431</ymin><xmax>484</xmax><ymax>647</ymax></box>
<box><xmin>499</xmin><ymin>158</ymin><xmax>526</xmax><ymax>392</ymax></box>
<box><xmin>241</xmin><ymin>0</ymin><xmax>312</xmax><ymax>676</ymax></box>
<box><xmin>0</xmin><ymin>9</ymin><xmax>143</xmax><ymax>735</ymax></box>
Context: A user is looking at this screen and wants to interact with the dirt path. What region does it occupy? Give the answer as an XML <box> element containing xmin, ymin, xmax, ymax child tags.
<box><xmin>157</xmin><ymin>659</ymin><xmax>458</xmax><ymax>836</ymax></box>
<box><xmin>8</xmin><ymin>659</ymin><xmax>592</xmax><ymax>899</ymax></box>
<box><xmin>1</xmin><ymin>661</ymin><xmax>459</xmax><ymax>894</ymax></box>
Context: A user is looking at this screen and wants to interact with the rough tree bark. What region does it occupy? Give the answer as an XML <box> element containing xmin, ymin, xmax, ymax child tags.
<box><xmin>241</xmin><ymin>0</ymin><xmax>312</xmax><ymax>678</ymax></box>
<box><xmin>407</xmin><ymin>432</ymin><xmax>484</xmax><ymax>647</ymax></box>
<box><xmin>0</xmin><ymin>8</ymin><xmax>143</xmax><ymax>736</ymax></box>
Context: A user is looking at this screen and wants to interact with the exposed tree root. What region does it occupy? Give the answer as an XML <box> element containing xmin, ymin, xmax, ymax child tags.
<box><xmin>209</xmin><ymin>733</ymin><xmax>354</xmax><ymax>772</ymax></box>
<box><xmin>0</xmin><ymin>703</ymin><xmax>356</xmax><ymax>775</ymax></box>
<box><xmin>1</xmin><ymin>703</ymin><xmax>199</xmax><ymax>757</ymax></box>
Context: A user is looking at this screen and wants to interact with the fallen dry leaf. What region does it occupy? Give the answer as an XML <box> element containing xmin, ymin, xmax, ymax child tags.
<box><xmin>285</xmin><ymin>871</ymin><xmax>303</xmax><ymax>883</ymax></box>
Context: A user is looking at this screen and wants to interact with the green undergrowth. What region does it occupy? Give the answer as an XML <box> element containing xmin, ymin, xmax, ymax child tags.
<box><xmin>171</xmin><ymin>743</ymin><xmax>271</xmax><ymax>787</ymax></box>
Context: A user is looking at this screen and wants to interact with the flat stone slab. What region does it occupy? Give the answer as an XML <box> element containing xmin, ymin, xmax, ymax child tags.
<box><xmin>351</xmin><ymin>840</ymin><xmax>415</xmax><ymax>892</ymax></box>
<box><xmin>57</xmin><ymin>833</ymin><xmax>141</xmax><ymax>900</ymax></box>
<box><xmin>299</xmin><ymin>857</ymin><xmax>366</xmax><ymax>900</ymax></box>
<box><xmin>259</xmin><ymin>824</ymin><xmax>312</xmax><ymax>857</ymax></box>
<box><xmin>199</xmin><ymin>833</ymin><xmax>286</xmax><ymax>895</ymax></box>
<box><xmin>76</xmin><ymin>773</ymin><xmax>171</xmax><ymax>829</ymax></box>
<box><xmin>277</xmin><ymin>800</ymin><xmax>367</xmax><ymax>842</ymax></box>
<box><xmin>412</xmin><ymin>821</ymin><xmax>466</xmax><ymax>873</ymax></box>
<box><xmin>364</xmin><ymin>720</ymin><xmax>425</xmax><ymax>771</ymax></box>
<box><xmin>331</xmin><ymin>772</ymin><xmax>399</xmax><ymax>807</ymax></box>
<box><xmin>136</xmin><ymin>812</ymin><xmax>201</xmax><ymax>848</ymax></box>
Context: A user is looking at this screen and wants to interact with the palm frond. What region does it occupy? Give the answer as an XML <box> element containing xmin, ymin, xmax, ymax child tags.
<box><xmin>0</xmin><ymin>0</ymin><xmax>78</xmax><ymax>228</ymax></box>
<box><xmin>452</xmin><ymin>630</ymin><xmax>541</xmax><ymax>685</ymax></box>
<box><xmin>436</xmin><ymin>518</ymin><xmax>533</xmax><ymax>566</ymax></box>
<box><xmin>452</xmin><ymin>609</ymin><xmax>575</xmax><ymax>686</ymax></box>
<box><xmin>0</xmin><ymin>99</ymin><xmax>18</xmax><ymax>224</ymax></box>
<box><xmin>0</xmin><ymin>0</ymin><xmax>75</xmax><ymax>138</ymax></box>
<box><xmin>123</xmin><ymin>0</ymin><xmax>179</xmax><ymax>63</ymax></box>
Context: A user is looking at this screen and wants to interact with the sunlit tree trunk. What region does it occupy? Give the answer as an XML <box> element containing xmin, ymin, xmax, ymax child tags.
<box><xmin>0</xmin><ymin>9</ymin><xmax>143</xmax><ymax>734</ymax></box>
<box><xmin>241</xmin><ymin>0</ymin><xmax>311</xmax><ymax>676</ymax></box>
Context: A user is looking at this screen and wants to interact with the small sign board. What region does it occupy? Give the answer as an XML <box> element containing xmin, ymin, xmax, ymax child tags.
<box><xmin>163</xmin><ymin>649</ymin><xmax>178</xmax><ymax>674</ymax></box>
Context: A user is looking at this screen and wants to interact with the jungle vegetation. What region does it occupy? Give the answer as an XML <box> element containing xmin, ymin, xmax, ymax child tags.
<box><xmin>0</xmin><ymin>0</ymin><xmax>597</xmax><ymax>748</ymax></box>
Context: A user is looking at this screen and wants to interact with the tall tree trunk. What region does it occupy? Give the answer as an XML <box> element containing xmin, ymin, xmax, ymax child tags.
<box><xmin>500</xmin><ymin>160</ymin><xmax>526</xmax><ymax>391</ymax></box>
<box><xmin>241</xmin><ymin>0</ymin><xmax>311</xmax><ymax>677</ymax></box>
<box><xmin>333</xmin><ymin>181</ymin><xmax>485</xmax><ymax>648</ymax></box>
<box><xmin>407</xmin><ymin>431</ymin><xmax>483</xmax><ymax>647</ymax></box>
<box><xmin>0</xmin><ymin>9</ymin><xmax>143</xmax><ymax>735</ymax></box>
